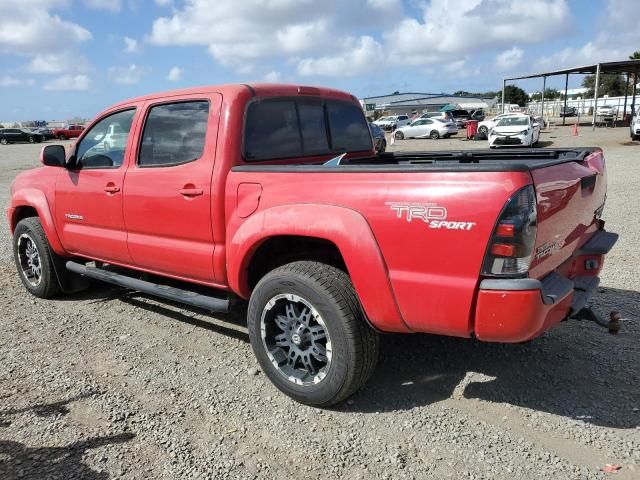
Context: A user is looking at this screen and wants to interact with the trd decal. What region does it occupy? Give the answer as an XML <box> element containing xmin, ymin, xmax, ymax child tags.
<box><xmin>535</xmin><ymin>240</ymin><xmax>563</xmax><ymax>260</ymax></box>
<box><xmin>65</xmin><ymin>213</ymin><xmax>84</xmax><ymax>221</ymax></box>
<box><xmin>387</xmin><ymin>202</ymin><xmax>476</xmax><ymax>231</ymax></box>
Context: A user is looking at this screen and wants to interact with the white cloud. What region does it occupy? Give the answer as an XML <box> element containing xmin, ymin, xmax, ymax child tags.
<box><xmin>384</xmin><ymin>0</ymin><xmax>568</xmax><ymax>67</ymax></box>
<box><xmin>0</xmin><ymin>1</ymin><xmax>91</xmax><ymax>54</ymax></box>
<box><xmin>536</xmin><ymin>0</ymin><xmax>640</xmax><ymax>69</ymax></box>
<box><xmin>496</xmin><ymin>47</ymin><xmax>523</xmax><ymax>70</ymax></box>
<box><xmin>147</xmin><ymin>0</ymin><xmax>401</xmax><ymax>74</ymax></box>
<box><xmin>0</xmin><ymin>75</ymin><xmax>34</xmax><ymax>87</ymax></box>
<box><xmin>298</xmin><ymin>36</ymin><xmax>383</xmax><ymax>77</ymax></box>
<box><xmin>444</xmin><ymin>59</ymin><xmax>467</xmax><ymax>73</ymax></box>
<box><xmin>108</xmin><ymin>64</ymin><xmax>144</xmax><ymax>84</ymax></box>
<box><xmin>44</xmin><ymin>74</ymin><xmax>90</xmax><ymax>91</ymax></box>
<box><xmin>83</xmin><ymin>0</ymin><xmax>121</xmax><ymax>12</ymax></box>
<box><xmin>155</xmin><ymin>0</ymin><xmax>172</xmax><ymax>5</ymax></box>
<box><xmin>263</xmin><ymin>71</ymin><xmax>281</xmax><ymax>82</ymax></box>
<box><xmin>124</xmin><ymin>37</ymin><xmax>139</xmax><ymax>53</ymax></box>
<box><xmin>26</xmin><ymin>52</ymin><xmax>90</xmax><ymax>74</ymax></box>
<box><xmin>166</xmin><ymin>66</ymin><xmax>183</xmax><ymax>81</ymax></box>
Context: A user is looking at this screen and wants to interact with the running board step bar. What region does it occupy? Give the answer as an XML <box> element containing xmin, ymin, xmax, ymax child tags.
<box><xmin>66</xmin><ymin>261</ymin><xmax>230</xmax><ymax>313</ymax></box>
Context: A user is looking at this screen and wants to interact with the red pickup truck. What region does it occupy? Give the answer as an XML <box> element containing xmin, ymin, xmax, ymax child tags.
<box><xmin>8</xmin><ymin>84</ymin><xmax>617</xmax><ymax>406</ymax></box>
<box><xmin>52</xmin><ymin>124</ymin><xmax>84</xmax><ymax>141</ymax></box>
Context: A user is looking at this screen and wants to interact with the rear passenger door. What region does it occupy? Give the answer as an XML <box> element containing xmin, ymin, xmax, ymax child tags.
<box><xmin>122</xmin><ymin>94</ymin><xmax>222</xmax><ymax>284</ymax></box>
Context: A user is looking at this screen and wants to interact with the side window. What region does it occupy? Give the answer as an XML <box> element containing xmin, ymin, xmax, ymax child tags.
<box><xmin>138</xmin><ymin>101</ymin><xmax>209</xmax><ymax>167</ymax></box>
<box><xmin>75</xmin><ymin>109</ymin><xmax>135</xmax><ymax>169</ymax></box>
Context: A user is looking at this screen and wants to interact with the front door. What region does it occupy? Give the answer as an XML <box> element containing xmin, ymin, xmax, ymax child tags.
<box><xmin>55</xmin><ymin>108</ymin><xmax>139</xmax><ymax>264</ymax></box>
<box><xmin>122</xmin><ymin>95</ymin><xmax>222</xmax><ymax>284</ymax></box>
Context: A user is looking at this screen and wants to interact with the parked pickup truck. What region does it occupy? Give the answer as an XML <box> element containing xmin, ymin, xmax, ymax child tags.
<box><xmin>52</xmin><ymin>124</ymin><xmax>84</xmax><ymax>141</ymax></box>
<box><xmin>8</xmin><ymin>84</ymin><xmax>617</xmax><ymax>406</ymax></box>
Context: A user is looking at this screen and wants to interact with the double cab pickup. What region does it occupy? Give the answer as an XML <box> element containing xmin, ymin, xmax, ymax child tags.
<box><xmin>8</xmin><ymin>84</ymin><xmax>617</xmax><ymax>406</ymax></box>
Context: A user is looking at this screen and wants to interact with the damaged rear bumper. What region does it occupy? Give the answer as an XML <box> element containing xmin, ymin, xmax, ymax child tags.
<box><xmin>474</xmin><ymin>230</ymin><xmax>618</xmax><ymax>342</ymax></box>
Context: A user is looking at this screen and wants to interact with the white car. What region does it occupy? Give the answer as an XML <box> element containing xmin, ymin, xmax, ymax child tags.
<box><xmin>631</xmin><ymin>109</ymin><xmax>640</xmax><ymax>141</ymax></box>
<box><xmin>373</xmin><ymin>115</ymin><xmax>410</xmax><ymax>131</ymax></box>
<box><xmin>394</xmin><ymin>117</ymin><xmax>458</xmax><ymax>140</ymax></box>
<box><xmin>596</xmin><ymin>105</ymin><xmax>618</xmax><ymax>117</ymax></box>
<box><xmin>488</xmin><ymin>115</ymin><xmax>540</xmax><ymax>148</ymax></box>
<box><xmin>102</xmin><ymin>124</ymin><xmax>128</xmax><ymax>151</ymax></box>
<box><xmin>478</xmin><ymin>113</ymin><xmax>527</xmax><ymax>138</ymax></box>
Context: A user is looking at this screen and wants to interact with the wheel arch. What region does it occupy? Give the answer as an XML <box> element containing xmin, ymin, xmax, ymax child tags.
<box><xmin>227</xmin><ymin>204</ymin><xmax>409</xmax><ymax>332</ymax></box>
<box><xmin>9</xmin><ymin>189</ymin><xmax>66</xmax><ymax>256</ymax></box>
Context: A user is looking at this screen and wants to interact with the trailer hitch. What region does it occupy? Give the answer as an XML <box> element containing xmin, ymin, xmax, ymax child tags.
<box><xmin>571</xmin><ymin>308</ymin><xmax>621</xmax><ymax>334</ymax></box>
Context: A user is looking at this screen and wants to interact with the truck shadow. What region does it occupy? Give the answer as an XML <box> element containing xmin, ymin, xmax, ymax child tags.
<box><xmin>348</xmin><ymin>286</ymin><xmax>639</xmax><ymax>429</ymax></box>
<box><xmin>0</xmin><ymin>396</ymin><xmax>135</xmax><ymax>479</ymax></box>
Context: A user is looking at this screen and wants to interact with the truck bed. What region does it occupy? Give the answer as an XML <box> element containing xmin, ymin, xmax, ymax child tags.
<box><xmin>232</xmin><ymin>148</ymin><xmax>599</xmax><ymax>173</ymax></box>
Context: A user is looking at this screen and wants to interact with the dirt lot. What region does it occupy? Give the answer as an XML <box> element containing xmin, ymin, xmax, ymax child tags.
<box><xmin>0</xmin><ymin>125</ymin><xmax>638</xmax><ymax>479</ymax></box>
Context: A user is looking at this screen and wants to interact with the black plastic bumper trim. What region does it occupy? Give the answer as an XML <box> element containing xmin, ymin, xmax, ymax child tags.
<box><xmin>577</xmin><ymin>230</ymin><xmax>618</xmax><ymax>255</ymax></box>
<box><xmin>480</xmin><ymin>272</ymin><xmax>576</xmax><ymax>306</ymax></box>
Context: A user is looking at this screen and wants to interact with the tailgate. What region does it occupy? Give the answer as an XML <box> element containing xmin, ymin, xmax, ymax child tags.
<box><xmin>528</xmin><ymin>148</ymin><xmax>607</xmax><ymax>279</ymax></box>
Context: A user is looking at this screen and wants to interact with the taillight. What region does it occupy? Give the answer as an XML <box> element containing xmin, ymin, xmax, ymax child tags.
<box><xmin>482</xmin><ymin>185</ymin><xmax>537</xmax><ymax>277</ymax></box>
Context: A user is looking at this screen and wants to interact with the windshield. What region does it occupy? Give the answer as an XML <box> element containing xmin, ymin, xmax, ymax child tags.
<box><xmin>496</xmin><ymin>117</ymin><xmax>528</xmax><ymax>127</ymax></box>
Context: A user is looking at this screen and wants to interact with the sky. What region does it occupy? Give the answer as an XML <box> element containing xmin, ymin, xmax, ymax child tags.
<box><xmin>0</xmin><ymin>0</ymin><xmax>638</xmax><ymax>120</ymax></box>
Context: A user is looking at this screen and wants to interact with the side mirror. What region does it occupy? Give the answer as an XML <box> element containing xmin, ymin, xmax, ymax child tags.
<box><xmin>40</xmin><ymin>145</ymin><xmax>66</xmax><ymax>167</ymax></box>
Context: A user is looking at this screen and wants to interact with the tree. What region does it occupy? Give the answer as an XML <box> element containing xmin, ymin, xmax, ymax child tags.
<box><xmin>503</xmin><ymin>85</ymin><xmax>528</xmax><ymax>106</ymax></box>
<box><xmin>530</xmin><ymin>88</ymin><xmax>562</xmax><ymax>101</ymax></box>
<box><xmin>629</xmin><ymin>51</ymin><xmax>640</xmax><ymax>60</ymax></box>
<box><xmin>582</xmin><ymin>74</ymin><xmax>630</xmax><ymax>97</ymax></box>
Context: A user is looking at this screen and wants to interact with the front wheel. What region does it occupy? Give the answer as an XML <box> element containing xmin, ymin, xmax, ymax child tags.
<box><xmin>247</xmin><ymin>261</ymin><xmax>379</xmax><ymax>407</ymax></box>
<box><xmin>394</xmin><ymin>131</ymin><xmax>404</xmax><ymax>140</ymax></box>
<box><xmin>58</xmin><ymin>134</ymin><xmax>66</xmax><ymax>141</ymax></box>
<box><xmin>13</xmin><ymin>217</ymin><xmax>61</xmax><ymax>298</ymax></box>
<box><xmin>379</xmin><ymin>140</ymin><xmax>386</xmax><ymax>152</ymax></box>
<box><xmin>0</xmin><ymin>138</ymin><xmax>7</xmax><ymax>145</ymax></box>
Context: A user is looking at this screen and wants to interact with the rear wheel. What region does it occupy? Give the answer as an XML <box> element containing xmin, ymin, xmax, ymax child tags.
<box><xmin>379</xmin><ymin>140</ymin><xmax>386</xmax><ymax>152</ymax></box>
<box><xmin>430</xmin><ymin>130</ymin><xmax>440</xmax><ymax>140</ymax></box>
<box><xmin>247</xmin><ymin>261</ymin><xmax>379</xmax><ymax>407</ymax></box>
<box><xmin>394</xmin><ymin>131</ymin><xmax>404</xmax><ymax>140</ymax></box>
<box><xmin>13</xmin><ymin>217</ymin><xmax>61</xmax><ymax>298</ymax></box>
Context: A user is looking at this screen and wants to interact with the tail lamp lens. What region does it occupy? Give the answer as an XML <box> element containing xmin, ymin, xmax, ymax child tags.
<box><xmin>482</xmin><ymin>185</ymin><xmax>537</xmax><ymax>276</ymax></box>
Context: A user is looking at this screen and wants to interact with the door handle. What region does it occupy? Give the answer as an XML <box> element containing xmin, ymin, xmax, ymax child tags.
<box><xmin>104</xmin><ymin>185</ymin><xmax>120</xmax><ymax>193</ymax></box>
<box><xmin>179</xmin><ymin>187</ymin><xmax>203</xmax><ymax>197</ymax></box>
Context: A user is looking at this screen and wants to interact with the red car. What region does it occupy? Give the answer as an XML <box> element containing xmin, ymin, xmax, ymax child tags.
<box><xmin>52</xmin><ymin>124</ymin><xmax>84</xmax><ymax>140</ymax></box>
<box><xmin>7</xmin><ymin>84</ymin><xmax>617</xmax><ymax>406</ymax></box>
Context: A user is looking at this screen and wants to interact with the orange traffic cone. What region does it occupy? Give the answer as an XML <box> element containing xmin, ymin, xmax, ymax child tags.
<box><xmin>572</xmin><ymin>122</ymin><xmax>579</xmax><ymax>136</ymax></box>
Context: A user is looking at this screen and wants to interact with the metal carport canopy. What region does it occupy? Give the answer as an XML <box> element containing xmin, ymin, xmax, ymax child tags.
<box><xmin>501</xmin><ymin>59</ymin><xmax>640</xmax><ymax>128</ymax></box>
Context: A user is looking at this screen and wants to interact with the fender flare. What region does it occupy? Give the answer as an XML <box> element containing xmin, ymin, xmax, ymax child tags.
<box><xmin>9</xmin><ymin>188</ymin><xmax>67</xmax><ymax>256</ymax></box>
<box><xmin>227</xmin><ymin>204</ymin><xmax>409</xmax><ymax>333</ymax></box>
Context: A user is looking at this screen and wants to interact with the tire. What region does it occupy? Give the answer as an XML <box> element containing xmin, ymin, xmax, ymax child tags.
<box><xmin>479</xmin><ymin>126</ymin><xmax>488</xmax><ymax>137</ymax></box>
<box><xmin>28</xmin><ymin>136</ymin><xmax>35</xmax><ymax>144</ymax></box>
<box><xmin>58</xmin><ymin>134</ymin><xmax>66</xmax><ymax>141</ymax></box>
<box><xmin>247</xmin><ymin>261</ymin><xmax>379</xmax><ymax>407</ymax></box>
<box><xmin>0</xmin><ymin>138</ymin><xmax>7</xmax><ymax>145</ymax></box>
<box><xmin>430</xmin><ymin>130</ymin><xmax>440</xmax><ymax>140</ymax></box>
<box><xmin>394</xmin><ymin>131</ymin><xmax>404</xmax><ymax>140</ymax></box>
<box><xmin>13</xmin><ymin>217</ymin><xmax>61</xmax><ymax>299</ymax></box>
<box><xmin>379</xmin><ymin>140</ymin><xmax>386</xmax><ymax>153</ymax></box>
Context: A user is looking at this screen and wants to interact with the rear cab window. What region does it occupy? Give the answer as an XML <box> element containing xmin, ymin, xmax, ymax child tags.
<box><xmin>244</xmin><ymin>97</ymin><xmax>371</xmax><ymax>161</ymax></box>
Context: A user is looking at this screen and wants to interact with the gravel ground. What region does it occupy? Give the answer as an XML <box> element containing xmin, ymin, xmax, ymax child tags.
<box><xmin>0</xmin><ymin>126</ymin><xmax>638</xmax><ymax>479</ymax></box>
